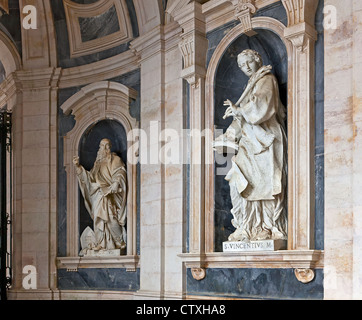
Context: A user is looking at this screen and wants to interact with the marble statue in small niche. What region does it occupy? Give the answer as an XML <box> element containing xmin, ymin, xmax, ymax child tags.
<box><xmin>73</xmin><ymin>138</ymin><xmax>127</xmax><ymax>256</ymax></box>
<box><xmin>214</xmin><ymin>49</ymin><xmax>288</xmax><ymax>243</ymax></box>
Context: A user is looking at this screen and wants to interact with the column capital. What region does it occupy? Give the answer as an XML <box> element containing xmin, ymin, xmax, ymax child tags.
<box><xmin>281</xmin><ymin>0</ymin><xmax>319</xmax><ymax>27</ymax></box>
<box><xmin>129</xmin><ymin>26</ymin><xmax>165</xmax><ymax>63</ymax></box>
<box><xmin>284</xmin><ymin>21</ymin><xmax>318</xmax><ymax>51</ymax></box>
<box><xmin>172</xmin><ymin>1</ymin><xmax>205</xmax><ymax>35</ymax></box>
<box><xmin>173</xmin><ymin>2</ymin><xmax>207</xmax><ymax>86</ymax></box>
<box><xmin>282</xmin><ymin>0</ymin><xmax>319</xmax><ymax>51</ymax></box>
<box><xmin>14</xmin><ymin>67</ymin><xmax>62</xmax><ymax>90</ymax></box>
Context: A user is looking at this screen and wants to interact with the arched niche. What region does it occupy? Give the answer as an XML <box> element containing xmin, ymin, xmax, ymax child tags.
<box><xmin>59</xmin><ymin>81</ymin><xmax>139</xmax><ymax>270</ymax></box>
<box><xmin>213</xmin><ymin>28</ymin><xmax>288</xmax><ymax>252</ymax></box>
<box><xmin>78</xmin><ymin>119</ymin><xmax>128</xmax><ymax>248</ymax></box>
<box><xmin>205</xmin><ymin>17</ymin><xmax>293</xmax><ymax>253</ymax></box>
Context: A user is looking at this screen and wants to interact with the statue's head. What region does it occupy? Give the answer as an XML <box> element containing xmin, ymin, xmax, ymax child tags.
<box><xmin>97</xmin><ymin>138</ymin><xmax>112</xmax><ymax>161</ymax></box>
<box><xmin>237</xmin><ymin>49</ymin><xmax>263</xmax><ymax>77</ymax></box>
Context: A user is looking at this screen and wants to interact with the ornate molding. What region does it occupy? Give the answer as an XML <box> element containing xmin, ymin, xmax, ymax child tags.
<box><xmin>230</xmin><ymin>0</ymin><xmax>257</xmax><ymax>36</ymax></box>
<box><xmin>0</xmin><ymin>73</ymin><xmax>21</xmax><ymax>110</ymax></box>
<box><xmin>179</xmin><ymin>250</ymin><xmax>324</xmax><ymax>270</ymax></box>
<box><xmin>281</xmin><ymin>0</ymin><xmax>318</xmax><ymax>27</ymax></box>
<box><xmin>57</xmin><ymin>255</ymin><xmax>140</xmax><ymax>273</ymax></box>
<box><xmin>132</xmin><ymin>0</ymin><xmax>163</xmax><ymax>35</ymax></box>
<box><xmin>294</xmin><ymin>268</ymin><xmax>315</xmax><ymax>284</ymax></box>
<box><xmin>63</xmin><ymin>0</ymin><xmax>133</xmax><ymax>58</ymax></box>
<box><xmin>281</xmin><ymin>0</ymin><xmax>318</xmax><ymax>51</ymax></box>
<box><xmin>173</xmin><ymin>2</ymin><xmax>207</xmax><ymax>86</ymax></box>
<box><xmin>179</xmin><ymin>35</ymin><xmax>194</xmax><ymax>70</ymax></box>
<box><xmin>0</xmin><ymin>30</ymin><xmax>22</xmax><ymax>75</ymax></box>
<box><xmin>284</xmin><ymin>21</ymin><xmax>317</xmax><ymax>52</ymax></box>
<box><xmin>58</xmin><ymin>50</ymin><xmax>138</xmax><ymax>89</ymax></box>
<box><xmin>201</xmin><ymin>0</ymin><xmax>279</xmax><ymax>33</ymax></box>
<box><xmin>14</xmin><ymin>67</ymin><xmax>61</xmax><ymax>90</ymax></box>
<box><xmin>129</xmin><ymin>25</ymin><xmax>165</xmax><ymax>63</ymax></box>
<box><xmin>178</xmin><ymin>34</ymin><xmax>206</xmax><ymax>86</ymax></box>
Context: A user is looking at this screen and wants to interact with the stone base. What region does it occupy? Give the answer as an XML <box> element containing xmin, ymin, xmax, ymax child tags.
<box><xmin>82</xmin><ymin>249</ymin><xmax>121</xmax><ymax>257</ymax></box>
<box><xmin>223</xmin><ymin>240</ymin><xmax>287</xmax><ymax>252</ymax></box>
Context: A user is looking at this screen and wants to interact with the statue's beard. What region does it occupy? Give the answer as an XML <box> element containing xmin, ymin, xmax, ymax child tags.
<box><xmin>96</xmin><ymin>149</ymin><xmax>111</xmax><ymax>162</ymax></box>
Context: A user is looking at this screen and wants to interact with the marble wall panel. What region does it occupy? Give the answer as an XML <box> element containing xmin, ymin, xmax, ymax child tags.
<box><xmin>58</xmin><ymin>268</ymin><xmax>140</xmax><ymax>291</ymax></box>
<box><xmin>187</xmin><ymin>268</ymin><xmax>324</xmax><ymax>300</ymax></box>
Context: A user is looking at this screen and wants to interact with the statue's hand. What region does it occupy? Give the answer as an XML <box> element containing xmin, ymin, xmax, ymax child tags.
<box><xmin>223</xmin><ymin>99</ymin><xmax>237</xmax><ymax>119</ymax></box>
<box><xmin>103</xmin><ymin>182</ymin><xmax>119</xmax><ymax>197</ymax></box>
<box><xmin>73</xmin><ymin>156</ymin><xmax>80</xmax><ymax>167</ymax></box>
<box><xmin>110</xmin><ymin>182</ymin><xmax>119</xmax><ymax>194</ymax></box>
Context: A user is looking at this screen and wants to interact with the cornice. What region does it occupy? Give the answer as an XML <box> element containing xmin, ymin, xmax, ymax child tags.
<box><xmin>14</xmin><ymin>67</ymin><xmax>62</xmax><ymax>90</ymax></box>
<box><xmin>58</xmin><ymin>50</ymin><xmax>139</xmax><ymax>89</ymax></box>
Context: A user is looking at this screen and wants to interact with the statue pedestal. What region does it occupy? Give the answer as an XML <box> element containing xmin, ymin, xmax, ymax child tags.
<box><xmin>223</xmin><ymin>240</ymin><xmax>287</xmax><ymax>253</ymax></box>
<box><xmin>82</xmin><ymin>249</ymin><xmax>121</xmax><ymax>257</ymax></box>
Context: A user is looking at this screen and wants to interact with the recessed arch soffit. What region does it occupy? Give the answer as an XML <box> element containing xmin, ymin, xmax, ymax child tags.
<box><xmin>61</xmin><ymin>0</ymin><xmax>164</xmax><ymax>58</ymax></box>
<box><xmin>63</xmin><ymin>0</ymin><xmax>134</xmax><ymax>58</ymax></box>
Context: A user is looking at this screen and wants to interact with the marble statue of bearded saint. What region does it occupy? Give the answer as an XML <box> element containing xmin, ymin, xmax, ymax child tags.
<box><xmin>73</xmin><ymin>138</ymin><xmax>127</xmax><ymax>251</ymax></box>
<box><xmin>217</xmin><ymin>49</ymin><xmax>288</xmax><ymax>242</ymax></box>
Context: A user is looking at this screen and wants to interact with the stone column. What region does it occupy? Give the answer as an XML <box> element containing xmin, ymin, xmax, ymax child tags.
<box><xmin>8</xmin><ymin>0</ymin><xmax>59</xmax><ymax>299</ymax></box>
<box><xmin>282</xmin><ymin>0</ymin><xmax>319</xmax><ymax>250</ymax></box>
<box><xmin>130</xmin><ymin>27</ymin><xmax>165</xmax><ymax>299</ymax></box>
<box><xmin>174</xmin><ymin>2</ymin><xmax>208</xmax><ymax>278</ymax></box>
<box><xmin>162</xmin><ymin>22</ymin><xmax>186</xmax><ymax>299</ymax></box>
<box><xmin>131</xmin><ymin>23</ymin><xmax>186</xmax><ymax>299</ymax></box>
<box><xmin>10</xmin><ymin>68</ymin><xmax>60</xmax><ymax>299</ymax></box>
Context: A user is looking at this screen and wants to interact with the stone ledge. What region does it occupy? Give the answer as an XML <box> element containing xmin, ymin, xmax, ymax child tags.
<box><xmin>178</xmin><ymin>250</ymin><xmax>324</xmax><ymax>269</ymax></box>
<box><xmin>56</xmin><ymin>255</ymin><xmax>140</xmax><ymax>272</ymax></box>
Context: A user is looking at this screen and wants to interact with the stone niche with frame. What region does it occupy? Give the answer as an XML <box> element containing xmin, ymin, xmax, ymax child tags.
<box><xmin>56</xmin><ymin>81</ymin><xmax>139</xmax><ymax>272</ymax></box>
<box><xmin>176</xmin><ymin>0</ymin><xmax>324</xmax><ymax>284</ymax></box>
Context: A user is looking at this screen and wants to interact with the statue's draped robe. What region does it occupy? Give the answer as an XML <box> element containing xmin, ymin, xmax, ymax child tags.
<box><xmin>77</xmin><ymin>153</ymin><xmax>127</xmax><ymax>250</ymax></box>
<box><xmin>225</xmin><ymin>67</ymin><xmax>287</xmax><ymax>241</ymax></box>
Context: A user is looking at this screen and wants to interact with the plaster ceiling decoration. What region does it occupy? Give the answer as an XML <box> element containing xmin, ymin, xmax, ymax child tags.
<box><xmin>63</xmin><ymin>0</ymin><xmax>133</xmax><ymax>58</ymax></box>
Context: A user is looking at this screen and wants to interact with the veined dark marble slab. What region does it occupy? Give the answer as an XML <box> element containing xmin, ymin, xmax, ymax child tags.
<box><xmin>78</xmin><ymin>5</ymin><xmax>120</xmax><ymax>43</ymax></box>
<box><xmin>187</xmin><ymin>268</ymin><xmax>324</xmax><ymax>300</ymax></box>
<box><xmin>58</xmin><ymin>268</ymin><xmax>140</xmax><ymax>291</ymax></box>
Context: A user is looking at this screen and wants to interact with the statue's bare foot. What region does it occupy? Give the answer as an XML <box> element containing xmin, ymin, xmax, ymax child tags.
<box><xmin>115</xmin><ymin>241</ymin><xmax>126</xmax><ymax>250</ymax></box>
<box><xmin>228</xmin><ymin>229</ymin><xmax>249</xmax><ymax>242</ymax></box>
<box><xmin>255</xmin><ymin>230</ymin><xmax>271</xmax><ymax>241</ymax></box>
<box><xmin>272</xmin><ymin>229</ymin><xmax>287</xmax><ymax>240</ymax></box>
<box><xmin>93</xmin><ymin>244</ymin><xmax>103</xmax><ymax>251</ymax></box>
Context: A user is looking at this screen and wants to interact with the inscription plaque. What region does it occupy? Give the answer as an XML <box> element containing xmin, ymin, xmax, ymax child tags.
<box><xmin>223</xmin><ymin>240</ymin><xmax>287</xmax><ymax>252</ymax></box>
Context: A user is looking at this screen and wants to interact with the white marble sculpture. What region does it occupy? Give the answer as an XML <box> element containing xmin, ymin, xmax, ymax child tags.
<box><xmin>73</xmin><ymin>138</ymin><xmax>127</xmax><ymax>254</ymax></box>
<box><xmin>215</xmin><ymin>49</ymin><xmax>288</xmax><ymax>242</ymax></box>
